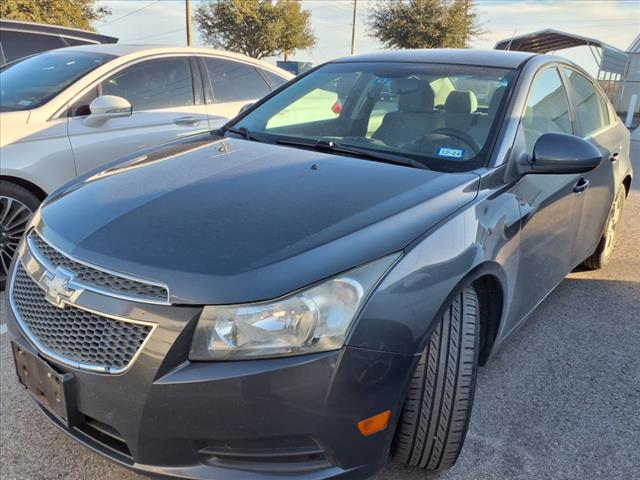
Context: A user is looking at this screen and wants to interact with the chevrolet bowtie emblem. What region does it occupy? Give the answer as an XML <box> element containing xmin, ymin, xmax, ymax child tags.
<box><xmin>40</xmin><ymin>267</ymin><xmax>79</xmax><ymax>308</ymax></box>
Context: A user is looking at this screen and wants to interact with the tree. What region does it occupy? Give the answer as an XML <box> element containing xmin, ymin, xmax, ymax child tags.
<box><xmin>194</xmin><ymin>0</ymin><xmax>315</xmax><ymax>60</ymax></box>
<box><xmin>367</xmin><ymin>0</ymin><xmax>481</xmax><ymax>50</ymax></box>
<box><xmin>0</xmin><ymin>0</ymin><xmax>110</xmax><ymax>31</ymax></box>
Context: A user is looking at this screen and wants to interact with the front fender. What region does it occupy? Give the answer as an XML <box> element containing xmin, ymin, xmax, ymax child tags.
<box><xmin>346</xmin><ymin>182</ymin><xmax>522</xmax><ymax>356</ymax></box>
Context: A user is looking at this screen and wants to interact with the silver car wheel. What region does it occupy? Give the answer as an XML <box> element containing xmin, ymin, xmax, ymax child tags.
<box><xmin>602</xmin><ymin>188</ymin><xmax>624</xmax><ymax>259</ymax></box>
<box><xmin>0</xmin><ymin>196</ymin><xmax>33</xmax><ymax>281</ymax></box>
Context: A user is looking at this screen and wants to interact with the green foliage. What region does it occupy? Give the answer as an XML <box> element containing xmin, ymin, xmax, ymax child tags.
<box><xmin>194</xmin><ymin>0</ymin><xmax>315</xmax><ymax>60</ymax></box>
<box><xmin>0</xmin><ymin>0</ymin><xmax>110</xmax><ymax>31</ymax></box>
<box><xmin>368</xmin><ymin>0</ymin><xmax>481</xmax><ymax>49</ymax></box>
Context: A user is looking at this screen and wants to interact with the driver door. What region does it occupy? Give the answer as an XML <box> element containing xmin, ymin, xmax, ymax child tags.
<box><xmin>508</xmin><ymin>66</ymin><xmax>585</xmax><ymax>327</ymax></box>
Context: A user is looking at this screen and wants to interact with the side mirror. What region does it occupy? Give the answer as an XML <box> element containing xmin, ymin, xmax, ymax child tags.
<box><xmin>83</xmin><ymin>95</ymin><xmax>132</xmax><ymax>127</ymax></box>
<box><xmin>520</xmin><ymin>132</ymin><xmax>602</xmax><ymax>175</ymax></box>
<box><xmin>239</xmin><ymin>103</ymin><xmax>254</xmax><ymax>114</ymax></box>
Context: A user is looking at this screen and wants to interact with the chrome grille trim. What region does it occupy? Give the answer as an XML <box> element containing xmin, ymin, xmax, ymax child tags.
<box><xmin>27</xmin><ymin>230</ymin><xmax>170</xmax><ymax>305</ymax></box>
<box><xmin>9</xmin><ymin>260</ymin><xmax>157</xmax><ymax>374</ymax></box>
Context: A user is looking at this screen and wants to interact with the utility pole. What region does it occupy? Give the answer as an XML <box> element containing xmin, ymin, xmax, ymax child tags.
<box><xmin>350</xmin><ymin>0</ymin><xmax>357</xmax><ymax>55</ymax></box>
<box><xmin>185</xmin><ymin>0</ymin><xmax>192</xmax><ymax>46</ymax></box>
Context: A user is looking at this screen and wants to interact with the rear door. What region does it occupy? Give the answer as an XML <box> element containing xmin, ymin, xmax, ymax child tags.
<box><xmin>200</xmin><ymin>56</ymin><xmax>272</xmax><ymax>127</ymax></box>
<box><xmin>561</xmin><ymin>67</ymin><xmax>616</xmax><ymax>263</ymax></box>
<box><xmin>67</xmin><ymin>56</ymin><xmax>210</xmax><ymax>175</ymax></box>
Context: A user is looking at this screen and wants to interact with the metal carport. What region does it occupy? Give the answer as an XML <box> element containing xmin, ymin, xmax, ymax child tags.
<box><xmin>494</xmin><ymin>29</ymin><xmax>630</xmax><ymax>111</ymax></box>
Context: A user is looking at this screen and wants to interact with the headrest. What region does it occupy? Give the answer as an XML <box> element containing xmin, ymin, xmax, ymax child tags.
<box><xmin>445</xmin><ymin>90</ymin><xmax>478</xmax><ymax>114</ymax></box>
<box><xmin>488</xmin><ymin>86</ymin><xmax>506</xmax><ymax>115</ymax></box>
<box><xmin>396</xmin><ymin>78</ymin><xmax>435</xmax><ymax>113</ymax></box>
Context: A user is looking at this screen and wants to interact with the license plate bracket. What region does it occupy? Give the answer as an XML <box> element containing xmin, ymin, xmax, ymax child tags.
<box><xmin>11</xmin><ymin>340</ymin><xmax>81</xmax><ymax>427</ymax></box>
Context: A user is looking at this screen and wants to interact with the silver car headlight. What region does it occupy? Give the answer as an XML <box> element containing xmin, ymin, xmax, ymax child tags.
<box><xmin>189</xmin><ymin>253</ymin><xmax>400</xmax><ymax>360</ymax></box>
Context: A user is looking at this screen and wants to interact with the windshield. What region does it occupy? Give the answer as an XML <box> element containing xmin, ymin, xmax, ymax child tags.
<box><xmin>0</xmin><ymin>50</ymin><xmax>114</xmax><ymax>111</ymax></box>
<box><xmin>233</xmin><ymin>62</ymin><xmax>516</xmax><ymax>172</ymax></box>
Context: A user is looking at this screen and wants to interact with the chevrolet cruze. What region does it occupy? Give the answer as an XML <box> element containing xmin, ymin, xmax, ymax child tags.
<box><xmin>5</xmin><ymin>49</ymin><xmax>632</xmax><ymax>479</ymax></box>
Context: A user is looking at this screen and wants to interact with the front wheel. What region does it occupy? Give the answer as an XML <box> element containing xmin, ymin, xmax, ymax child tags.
<box><xmin>582</xmin><ymin>186</ymin><xmax>626</xmax><ymax>270</ymax></box>
<box><xmin>392</xmin><ymin>285</ymin><xmax>480</xmax><ymax>470</ymax></box>
<box><xmin>0</xmin><ymin>181</ymin><xmax>40</xmax><ymax>290</ymax></box>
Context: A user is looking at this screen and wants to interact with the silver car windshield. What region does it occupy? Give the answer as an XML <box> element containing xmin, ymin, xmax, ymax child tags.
<box><xmin>0</xmin><ymin>50</ymin><xmax>115</xmax><ymax>111</ymax></box>
<box><xmin>235</xmin><ymin>62</ymin><xmax>516</xmax><ymax>172</ymax></box>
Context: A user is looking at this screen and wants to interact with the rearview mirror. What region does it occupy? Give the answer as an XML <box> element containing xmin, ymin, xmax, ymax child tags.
<box><xmin>83</xmin><ymin>95</ymin><xmax>132</xmax><ymax>127</ymax></box>
<box><xmin>520</xmin><ymin>133</ymin><xmax>602</xmax><ymax>175</ymax></box>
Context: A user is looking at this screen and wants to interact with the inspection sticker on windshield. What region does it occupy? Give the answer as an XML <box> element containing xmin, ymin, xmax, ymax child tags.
<box><xmin>437</xmin><ymin>147</ymin><xmax>464</xmax><ymax>159</ymax></box>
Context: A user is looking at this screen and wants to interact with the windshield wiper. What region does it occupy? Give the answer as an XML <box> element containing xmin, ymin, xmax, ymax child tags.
<box><xmin>224</xmin><ymin>126</ymin><xmax>265</xmax><ymax>142</ymax></box>
<box><xmin>275</xmin><ymin>138</ymin><xmax>429</xmax><ymax>170</ymax></box>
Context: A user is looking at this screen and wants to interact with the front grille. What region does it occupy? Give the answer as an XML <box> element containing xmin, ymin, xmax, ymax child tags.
<box><xmin>11</xmin><ymin>263</ymin><xmax>153</xmax><ymax>373</ymax></box>
<box><xmin>28</xmin><ymin>231</ymin><xmax>168</xmax><ymax>303</ymax></box>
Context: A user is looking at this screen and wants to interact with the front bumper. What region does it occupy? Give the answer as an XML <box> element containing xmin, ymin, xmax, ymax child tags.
<box><xmin>6</xmin><ymin>299</ymin><xmax>417</xmax><ymax>480</ymax></box>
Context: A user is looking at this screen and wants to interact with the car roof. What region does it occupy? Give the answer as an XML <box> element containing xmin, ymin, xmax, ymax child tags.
<box><xmin>47</xmin><ymin>44</ymin><xmax>293</xmax><ymax>77</ymax></box>
<box><xmin>333</xmin><ymin>48</ymin><xmax>536</xmax><ymax>69</ymax></box>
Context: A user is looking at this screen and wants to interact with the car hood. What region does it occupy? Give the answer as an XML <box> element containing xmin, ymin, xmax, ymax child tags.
<box><xmin>36</xmin><ymin>136</ymin><xmax>479</xmax><ymax>304</ymax></box>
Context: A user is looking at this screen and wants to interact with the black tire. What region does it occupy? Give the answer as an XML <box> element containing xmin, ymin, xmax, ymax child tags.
<box><xmin>392</xmin><ymin>285</ymin><xmax>479</xmax><ymax>471</ymax></box>
<box><xmin>582</xmin><ymin>186</ymin><xmax>626</xmax><ymax>270</ymax></box>
<box><xmin>0</xmin><ymin>181</ymin><xmax>40</xmax><ymax>290</ymax></box>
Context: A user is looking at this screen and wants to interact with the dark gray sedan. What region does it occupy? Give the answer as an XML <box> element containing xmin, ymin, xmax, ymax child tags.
<box><xmin>5</xmin><ymin>49</ymin><xmax>632</xmax><ymax>479</ymax></box>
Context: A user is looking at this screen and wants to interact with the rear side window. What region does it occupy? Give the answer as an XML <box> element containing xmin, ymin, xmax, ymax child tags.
<box><xmin>563</xmin><ymin>69</ymin><xmax>609</xmax><ymax>137</ymax></box>
<box><xmin>0</xmin><ymin>31</ymin><xmax>65</xmax><ymax>63</ymax></box>
<box><xmin>204</xmin><ymin>58</ymin><xmax>270</xmax><ymax>103</ymax></box>
<box><xmin>521</xmin><ymin>67</ymin><xmax>572</xmax><ymax>154</ymax></box>
<box><xmin>101</xmin><ymin>57</ymin><xmax>194</xmax><ymax>111</ymax></box>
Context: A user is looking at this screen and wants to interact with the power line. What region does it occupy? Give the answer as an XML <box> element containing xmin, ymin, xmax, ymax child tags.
<box><xmin>99</xmin><ymin>0</ymin><xmax>161</xmax><ymax>26</ymax></box>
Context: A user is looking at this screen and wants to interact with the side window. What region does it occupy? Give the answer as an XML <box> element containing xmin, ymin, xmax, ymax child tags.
<box><xmin>100</xmin><ymin>57</ymin><xmax>194</xmax><ymax>111</ymax></box>
<box><xmin>521</xmin><ymin>68</ymin><xmax>572</xmax><ymax>155</ymax></box>
<box><xmin>597</xmin><ymin>91</ymin><xmax>611</xmax><ymax>126</ymax></box>
<box><xmin>0</xmin><ymin>31</ymin><xmax>65</xmax><ymax>63</ymax></box>
<box><xmin>259</xmin><ymin>69</ymin><xmax>289</xmax><ymax>89</ymax></box>
<box><xmin>564</xmin><ymin>69</ymin><xmax>609</xmax><ymax>137</ymax></box>
<box><xmin>204</xmin><ymin>58</ymin><xmax>270</xmax><ymax>103</ymax></box>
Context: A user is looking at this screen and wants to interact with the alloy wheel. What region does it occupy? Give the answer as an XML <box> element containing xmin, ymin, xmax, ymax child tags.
<box><xmin>602</xmin><ymin>190</ymin><xmax>624</xmax><ymax>258</ymax></box>
<box><xmin>0</xmin><ymin>196</ymin><xmax>33</xmax><ymax>283</ymax></box>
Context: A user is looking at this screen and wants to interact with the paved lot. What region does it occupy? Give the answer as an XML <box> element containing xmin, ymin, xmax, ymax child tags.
<box><xmin>1</xmin><ymin>146</ymin><xmax>639</xmax><ymax>480</ymax></box>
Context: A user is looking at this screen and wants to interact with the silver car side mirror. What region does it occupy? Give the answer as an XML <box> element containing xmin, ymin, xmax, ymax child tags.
<box><xmin>83</xmin><ymin>95</ymin><xmax>132</xmax><ymax>127</ymax></box>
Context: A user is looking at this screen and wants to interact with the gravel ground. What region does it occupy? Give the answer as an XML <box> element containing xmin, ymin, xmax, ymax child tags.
<box><xmin>1</xmin><ymin>148</ymin><xmax>638</xmax><ymax>480</ymax></box>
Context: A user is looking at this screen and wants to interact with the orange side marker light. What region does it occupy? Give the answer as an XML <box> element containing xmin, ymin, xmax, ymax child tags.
<box><xmin>357</xmin><ymin>410</ymin><xmax>391</xmax><ymax>437</ymax></box>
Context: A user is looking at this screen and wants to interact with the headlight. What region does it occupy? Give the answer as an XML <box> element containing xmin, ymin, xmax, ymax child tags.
<box><xmin>189</xmin><ymin>253</ymin><xmax>400</xmax><ymax>360</ymax></box>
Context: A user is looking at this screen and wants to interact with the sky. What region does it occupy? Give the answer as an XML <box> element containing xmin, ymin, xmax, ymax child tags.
<box><xmin>94</xmin><ymin>0</ymin><xmax>640</xmax><ymax>75</ymax></box>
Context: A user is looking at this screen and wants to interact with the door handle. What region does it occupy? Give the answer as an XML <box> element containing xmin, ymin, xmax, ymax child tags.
<box><xmin>573</xmin><ymin>177</ymin><xmax>590</xmax><ymax>193</ymax></box>
<box><xmin>173</xmin><ymin>116</ymin><xmax>200</xmax><ymax>126</ymax></box>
